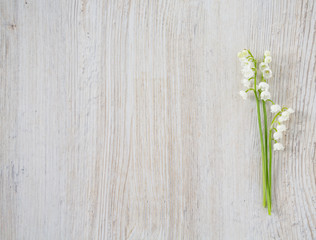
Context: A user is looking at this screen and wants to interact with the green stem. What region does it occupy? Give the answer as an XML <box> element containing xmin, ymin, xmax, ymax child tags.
<box><xmin>262</xmin><ymin>102</ymin><xmax>268</xmax><ymax>168</ymax></box>
<box><xmin>266</xmin><ymin>99</ymin><xmax>275</xmax><ymax>105</ymax></box>
<box><xmin>269</xmin><ymin>129</ymin><xmax>273</xmax><ymax>209</ymax></box>
<box><xmin>252</xmin><ymin>58</ymin><xmax>267</xmax><ymax>208</ymax></box>
<box><xmin>254</xmin><ymin>92</ymin><xmax>267</xmax><ymax>207</ymax></box>
<box><xmin>249</xmin><ymin>53</ymin><xmax>271</xmax><ymax>213</ymax></box>
<box><xmin>262</xmin><ymin>101</ymin><xmax>272</xmax><ymax>215</ymax></box>
<box><xmin>255</xmin><ymin>92</ymin><xmax>267</xmax><ymax>207</ymax></box>
<box><xmin>270</xmin><ymin>112</ymin><xmax>282</xmax><ymax>128</ymax></box>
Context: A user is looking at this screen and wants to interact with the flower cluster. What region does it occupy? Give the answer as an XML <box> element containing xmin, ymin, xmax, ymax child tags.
<box><xmin>259</xmin><ymin>51</ymin><xmax>272</xmax><ymax>101</ymax></box>
<box><xmin>271</xmin><ymin>106</ymin><xmax>294</xmax><ymax>151</ymax></box>
<box><xmin>238</xmin><ymin>49</ymin><xmax>294</xmax><ymax>151</ymax></box>
<box><xmin>237</xmin><ymin>49</ymin><xmax>294</xmax><ymax>215</ymax></box>
<box><xmin>238</xmin><ymin>50</ymin><xmax>255</xmax><ymax>100</ymax></box>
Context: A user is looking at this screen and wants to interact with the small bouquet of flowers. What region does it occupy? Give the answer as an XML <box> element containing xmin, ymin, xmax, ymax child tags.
<box><xmin>238</xmin><ymin>49</ymin><xmax>294</xmax><ymax>215</ymax></box>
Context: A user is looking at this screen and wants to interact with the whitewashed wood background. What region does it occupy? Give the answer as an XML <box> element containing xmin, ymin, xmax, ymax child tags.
<box><xmin>1</xmin><ymin>0</ymin><xmax>315</xmax><ymax>239</ymax></box>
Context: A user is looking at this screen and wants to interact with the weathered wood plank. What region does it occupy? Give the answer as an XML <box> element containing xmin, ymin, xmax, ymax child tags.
<box><xmin>0</xmin><ymin>0</ymin><xmax>315</xmax><ymax>239</ymax></box>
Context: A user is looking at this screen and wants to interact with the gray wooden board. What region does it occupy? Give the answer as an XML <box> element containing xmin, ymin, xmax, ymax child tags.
<box><xmin>0</xmin><ymin>0</ymin><xmax>315</xmax><ymax>239</ymax></box>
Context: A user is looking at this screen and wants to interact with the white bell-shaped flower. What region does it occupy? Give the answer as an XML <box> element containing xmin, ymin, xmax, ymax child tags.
<box><xmin>259</xmin><ymin>62</ymin><xmax>269</xmax><ymax>71</ymax></box>
<box><xmin>241</xmin><ymin>78</ymin><xmax>251</xmax><ymax>88</ymax></box>
<box><xmin>264</xmin><ymin>50</ymin><xmax>271</xmax><ymax>57</ymax></box>
<box><xmin>241</xmin><ymin>66</ymin><xmax>254</xmax><ymax>78</ymax></box>
<box><xmin>271</xmin><ymin>104</ymin><xmax>281</xmax><ymax>113</ymax></box>
<box><xmin>258</xmin><ymin>82</ymin><xmax>269</xmax><ymax>91</ymax></box>
<box><xmin>265</xmin><ymin>56</ymin><xmax>272</xmax><ymax>63</ymax></box>
<box><xmin>274</xmin><ymin>143</ymin><xmax>284</xmax><ymax>151</ymax></box>
<box><xmin>260</xmin><ymin>91</ymin><xmax>271</xmax><ymax>101</ymax></box>
<box><xmin>287</xmin><ymin>108</ymin><xmax>294</xmax><ymax>114</ymax></box>
<box><xmin>263</xmin><ymin>68</ymin><xmax>272</xmax><ymax>79</ymax></box>
<box><xmin>273</xmin><ymin>131</ymin><xmax>283</xmax><ymax>140</ymax></box>
<box><xmin>276</xmin><ymin>124</ymin><xmax>286</xmax><ymax>132</ymax></box>
<box><xmin>239</xmin><ymin>90</ymin><xmax>248</xmax><ymax>100</ymax></box>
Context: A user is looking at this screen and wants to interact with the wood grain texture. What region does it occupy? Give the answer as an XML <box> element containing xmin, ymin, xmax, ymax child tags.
<box><xmin>1</xmin><ymin>0</ymin><xmax>315</xmax><ymax>239</ymax></box>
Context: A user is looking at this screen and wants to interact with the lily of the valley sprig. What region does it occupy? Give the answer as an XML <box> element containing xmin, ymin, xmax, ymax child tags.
<box><xmin>237</xmin><ymin>49</ymin><xmax>294</xmax><ymax>215</ymax></box>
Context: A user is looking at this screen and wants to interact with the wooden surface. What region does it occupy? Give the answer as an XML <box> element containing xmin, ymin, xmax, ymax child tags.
<box><xmin>1</xmin><ymin>0</ymin><xmax>315</xmax><ymax>239</ymax></box>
